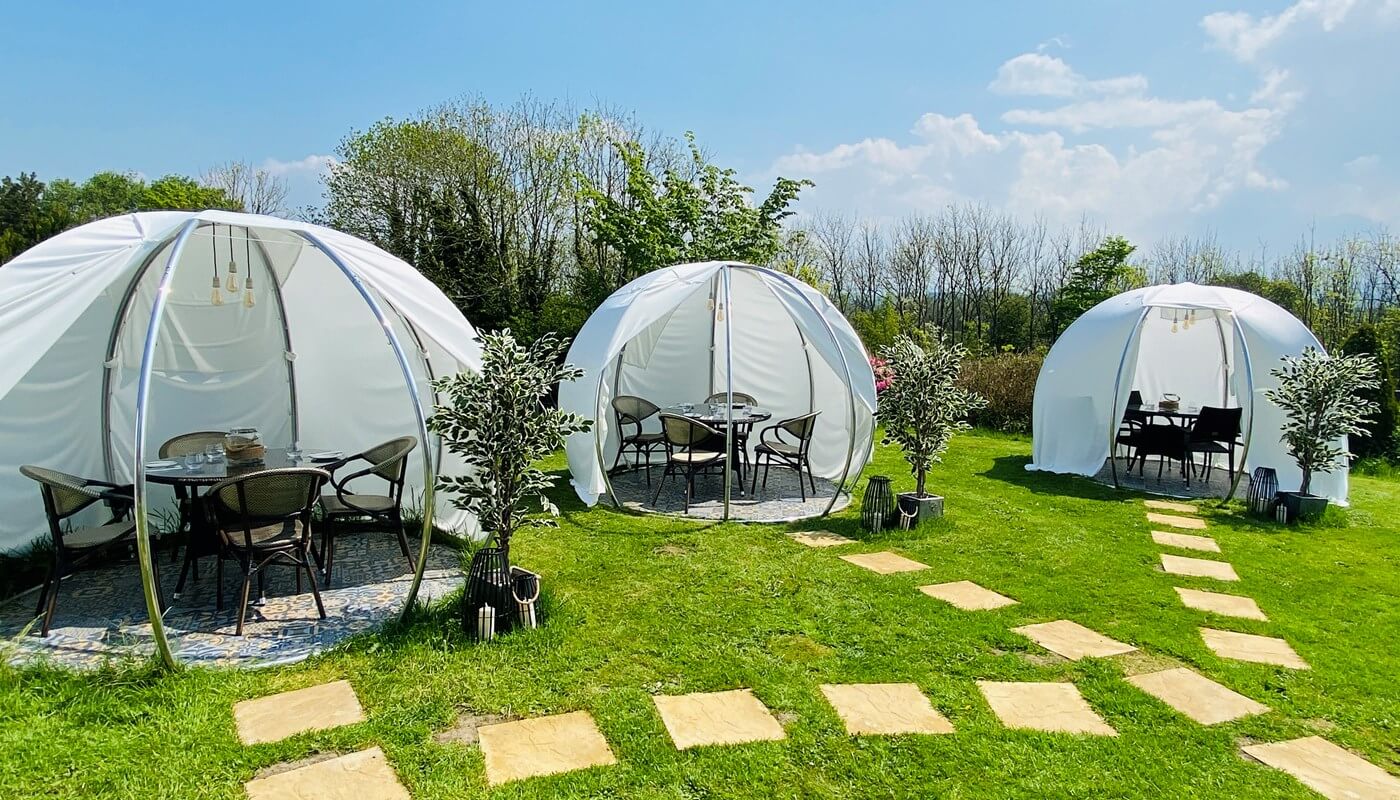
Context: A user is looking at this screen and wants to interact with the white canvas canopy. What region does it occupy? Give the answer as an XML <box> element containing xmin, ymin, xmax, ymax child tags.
<box><xmin>560</xmin><ymin>261</ymin><xmax>877</xmax><ymax>517</ymax></box>
<box><xmin>0</xmin><ymin>210</ymin><xmax>484</xmax><ymax>557</ymax></box>
<box><xmin>1027</xmin><ymin>282</ymin><xmax>1346</xmax><ymax>501</ymax></box>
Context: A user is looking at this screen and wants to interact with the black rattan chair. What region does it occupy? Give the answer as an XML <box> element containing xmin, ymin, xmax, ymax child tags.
<box><xmin>319</xmin><ymin>437</ymin><xmax>417</xmax><ymax>587</ymax></box>
<box><xmin>1116</xmin><ymin>393</ymin><xmax>1148</xmax><ymax>469</ymax></box>
<box><xmin>611</xmin><ymin>395</ymin><xmax>666</xmax><ymax>484</ymax></box>
<box><xmin>20</xmin><ymin>465</ymin><xmax>153</xmax><ymax>637</ymax></box>
<box><xmin>1133</xmin><ymin>423</ymin><xmax>1192</xmax><ymax>485</ymax></box>
<box><xmin>652</xmin><ymin>413</ymin><xmax>731</xmax><ymax>513</ymax></box>
<box><xmin>206</xmin><ymin>467</ymin><xmax>328</xmax><ymax>635</ymax></box>
<box><xmin>1186</xmin><ymin>406</ymin><xmax>1243</xmax><ymax>481</ymax></box>
<box><xmin>160</xmin><ymin>431</ymin><xmax>227</xmax><ymax>592</ymax></box>
<box><xmin>751</xmin><ymin>412</ymin><xmax>821</xmax><ymax>501</ymax></box>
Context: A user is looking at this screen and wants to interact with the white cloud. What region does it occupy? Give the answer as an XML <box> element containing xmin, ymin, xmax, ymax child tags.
<box><xmin>989</xmin><ymin>53</ymin><xmax>1147</xmax><ymax>97</ymax></box>
<box><xmin>1344</xmin><ymin>154</ymin><xmax>1380</xmax><ymax>174</ymax></box>
<box><xmin>1201</xmin><ymin>0</ymin><xmax>1358</xmax><ymax>62</ymax></box>
<box><xmin>260</xmin><ymin>154</ymin><xmax>337</xmax><ymax>175</ymax></box>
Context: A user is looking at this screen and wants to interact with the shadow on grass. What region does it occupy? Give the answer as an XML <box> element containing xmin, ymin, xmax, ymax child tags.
<box><xmin>981</xmin><ymin>455</ymin><xmax>1141</xmax><ymax>503</ymax></box>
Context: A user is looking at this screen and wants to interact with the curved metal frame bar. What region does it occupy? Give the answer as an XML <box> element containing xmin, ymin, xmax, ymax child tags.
<box><xmin>1224</xmin><ymin>312</ymin><xmax>1256</xmax><ymax>503</ymax></box>
<box><xmin>721</xmin><ymin>264</ymin><xmax>735</xmax><ymax>519</ymax></box>
<box><xmin>296</xmin><ymin>230</ymin><xmax>435</xmax><ymax>616</ymax></box>
<box><xmin>1108</xmin><ymin>307</ymin><xmax>1153</xmax><ymax>490</ymax></box>
<box><xmin>131</xmin><ymin>218</ymin><xmax>201</xmax><ymax>668</ymax></box>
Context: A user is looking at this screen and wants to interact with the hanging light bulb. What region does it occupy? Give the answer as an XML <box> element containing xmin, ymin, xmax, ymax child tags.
<box><xmin>225</xmin><ymin>224</ymin><xmax>240</xmax><ymax>291</ymax></box>
<box><xmin>1171</xmin><ymin>310</ymin><xmax>1179</xmax><ymax>333</ymax></box>
<box><xmin>210</xmin><ymin>224</ymin><xmax>224</xmax><ymax>306</ymax></box>
<box><xmin>242</xmin><ymin>226</ymin><xmax>255</xmax><ymax>308</ymax></box>
<box><xmin>706</xmin><ymin>297</ymin><xmax>715</xmax><ymax>312</ymax></box>
<box><xmin>716</xmin><ymin>302</ymin><xmax>725</xmax><ymax>323</ymax></box>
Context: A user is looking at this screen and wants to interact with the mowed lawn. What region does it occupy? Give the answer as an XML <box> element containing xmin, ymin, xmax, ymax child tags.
<box><xmin>1</xmin><ymin>432</ymin><xmax>1397</xmax><ymax>798</ymax></box>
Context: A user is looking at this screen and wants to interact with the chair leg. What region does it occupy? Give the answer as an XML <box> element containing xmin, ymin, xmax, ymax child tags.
<box><xmin>34</xmin><ymin>560</ymin><xmax>54</xmax><ymax>619</ymax></box>
<box><xmin>301</xmin><ymin>548</ymin><xmax>326</xmax><ymax>619</ymax></box>
<box><xmin>235</xmin><ymin>556</ymin><xmax>252</xmax><ymax>636</ymax></box>
<box><xmin>798</xmin><ymin>461</ymin><xmax>807</xmax><ymax>502</ymax></box>
<box><xmin>40</xmin><ymin>571</ymin><xmax>61</xmax><ymax>637</ymax></box>
<box><xmin>322</xmin><ymin>520</ymin><xmax>336</xmax><ymax>588</ymax></box>
<box><xmin>394</xmin><ymin>509</ymin><xmax>417</xmax><ymax>573</ymax></box>
<box><xmin>750</xmin><ymin>453</ymin><xmax>761</xmax><ymax>495</ymax></box>
<box><xmin>652</xmin><ymin>465</ymin><xmax>672</xmax><ymax>507</ymax></box>
<box><xmin>807</xmin><ymin>458</ymin><xmax>816</xmax><ymax>494</ymax></box>
<box><xmin>215</xmin><ymin>551</ymin><xmax>225</xmax><ymax>612</ymax></box>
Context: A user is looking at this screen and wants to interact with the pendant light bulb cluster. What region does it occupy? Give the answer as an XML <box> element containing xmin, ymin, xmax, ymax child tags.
<box><xmin>208</xmin><ymin>223</ymin><xmax>257</xmax><ymax>308</ymax></box>
<box><xmin>1169</xmin><ymin>308</ymin><xmax>1198</xmax><ymax>334</ymax></box>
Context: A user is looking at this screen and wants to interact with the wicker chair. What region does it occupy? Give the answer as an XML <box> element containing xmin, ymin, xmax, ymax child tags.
<box><xmin>751</xmin><ymin>412</ymin><xmax>821</xmax><ymax>501</ymax></box>
<box><xmin>1133</xmin><ymin>424</ymin><xmax>1192</xmax><ymax>485</ymax></box>
<box><xmin>160</xmin><ymin>431</ymin><xmax>227</xmax><ymax>593</ymax></box>
<box><xmin>318</xmin><ymin>437</ymin><xmax>417</xmax><ymax>587</ymax></box>
<box><xmin>1116</xmin><ymin>393</ymin><xmax>1149</xmax><ymax>469</ymax></box>
<box><xmin>206</xmin><ymin>467</ymin><xmax>329</xmax><ymax>635</ymax></box>
<box><xmin>611</xmin><ymin>396</ymin><xmax>666</xmax><ymax>484</ymax></box>
<box><xmin>704</xmin><ymin>391</ymin><xmax>758</xmax><ymax>406</ymax></box>
<box><xmin>1186</xmin><ymin>406</ymin><xmax>1243</xmax><ymax>481</ymax></box>
<box><xmin>704</xmin><ymin>392</ymin><xmax>759</xmax><ymax>478</ymax></box>
<box><xmin>20</xmin><ymin>465</ymin><xmax>153</xmax><ymax>637</ymax></box>
<box><xmin>652</xmin><ymin>413</ymin><xmax>732</xmax><ymax>513</ymax></box>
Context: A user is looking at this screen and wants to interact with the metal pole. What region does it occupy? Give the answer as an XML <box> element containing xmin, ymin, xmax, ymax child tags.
<box><xmin>296</xmin><ymin>230</ymin><xmax>435</xmax><ymax>619</ymax></box>
<box><xmin>1224</xmin><ymin>313</ymin><xmax>1255</xmax><ymax>503</ymax></box>
<box><xmin>1109</xmin><ymin>307</ymin><xmax>1153</xmax><ymax>490</ymax></box>
<box><xmin>722</xmin><ymin>264</ymin><xmax>735</xmax><ymax>520</ymax></box>
<box><xmin>132</xmin><ymin>218</ymin><xmax>201</xmax><ymax>669</ymax></box>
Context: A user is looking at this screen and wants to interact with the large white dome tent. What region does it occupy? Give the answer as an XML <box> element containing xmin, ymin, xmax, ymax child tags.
<box><xmin>1027</xmin><ymin>282</ymin><xmax>1346</xmax><ymax>502</ymax></box>
<box><xmin>560</xmin><ymin>261</ymin><xmax>877</xmax><ymax>520</ymax></box>
<box><xmin>0</xmin><ymin>210</ymin><xmax>482</xmax><ymax>666</ymax></box>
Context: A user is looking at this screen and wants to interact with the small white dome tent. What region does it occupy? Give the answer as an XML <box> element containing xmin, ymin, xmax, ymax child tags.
<box><xmin>1027</xmin><ymin>282</ymin><xmax>1346</xmax><ymax>502</ymax></box>
<box><xmin>560</xmin><ymin>261</ymin><xmax>877</xmax><ymax>519</ymax></box>
<box><xmin>0</xmin><ymin>210</ymin><xmax>482</xmax><ymax>666</ymax></box>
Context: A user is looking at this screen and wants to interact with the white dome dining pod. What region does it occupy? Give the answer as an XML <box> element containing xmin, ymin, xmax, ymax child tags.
<box><xmin>0</xmin><ymin>210</ymin><xmax>482</xmax><ymax>667</ymax></box>
<box><xmin>560</xmin><ymin>261</ymin><xmax>877</xmax><ymax>521</ymax></box>
<box><xmin>1027</xmin><ymin>282</ymin><xmax>1346</xmax><ymax>503</ymax></box>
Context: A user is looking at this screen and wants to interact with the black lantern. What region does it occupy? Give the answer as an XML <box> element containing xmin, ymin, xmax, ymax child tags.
<box><xmin>862</xmin><ymin>475</ymin><xmax>896</xmax><ymax>532</ymax></box>
<box><xmin>1247</xmin><ymin>467</ymin><xmax>1279</xmax><ymax>517</ymax></box>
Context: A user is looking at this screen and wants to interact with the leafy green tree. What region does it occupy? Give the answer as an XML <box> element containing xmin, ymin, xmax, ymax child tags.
<box><xmin>142</xmin><ymin>174</ymin><xmax>241</xmax><ymax>212</ymax></box>
<box><xmin>1340</xmin><ymin>324</ymin><xmax>1398</xmax><ymax>459</ymax></box>
<box><xmin>1053</xmin><ymin>235</ymin><xmax>1142</xmax><ymax>333</ymax></box>
<box><xmin>1211</xmin><ymin>271</ymin><xmax>1303</xmax><ymax>315</ymax></box>
<box><xmin>1264</xmin><ymin>347</ymin><xmax>1379</xmax><ymax>494</ymax></box>
<box><xmin>876</xmin><ymin>333</ymin><xmax>987</xmax><ymax>496</ymax></box>
<box><xmin>428</xmin><ymin>331</ymin><xmax>592</xmax><ymax>564</ymax></box>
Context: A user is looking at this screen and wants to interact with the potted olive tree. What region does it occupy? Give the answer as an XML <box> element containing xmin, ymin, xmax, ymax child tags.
<box><xmin>876</xmin><ymin>333</ymin><xmax>986</xmax><ymax>525</ymax></box>
<box><xmin>430</xmin><ymin>330</ymin><xmax>592</xmax><ymax>637</ymax></box>
<box><xmin>1263</xmin><ymin>347</ymin><xmax>1378</xmax><ymax>522</ymax></box>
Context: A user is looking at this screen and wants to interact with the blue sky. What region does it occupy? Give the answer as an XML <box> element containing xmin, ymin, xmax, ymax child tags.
<box><xmin>3</xmin><ymin>0</ymin><xmax>1396</xmax><ymax>254</ymax></box>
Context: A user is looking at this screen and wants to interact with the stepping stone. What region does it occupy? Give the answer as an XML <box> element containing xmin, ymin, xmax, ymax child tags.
<box><xmin>1145</xmin><ymin>499</ymin><xmax>1197</xmax><ymax>514</ymax></box>
<box><xmin>789</xmin><ymin>530</ymin><xmax>856</xmax><ymax>548</ymax></box>
<box><xmin>1175</xmin><ymin>587</ymin><xmax>1268</xmax><ymax>621</ymax></box>
<box><xmin>1152</xmin><ymin>530</ymin><xmax>1220</xmax><ymax>553</ymax></box>
<box><xmin>820</xmin><ymin>683</ymin><xmax>955</xmax><ymax>736</ymax></box>
<box><xmin>1147</xmin><ymin>512</ymin><xmax>1207</xmax><ymax>530</ymax></box>
<box><xmin>1012</xmin><ymin>619</ymin><xmax>1136</xmax><ymax>660</ymax></box>
<box><xmin>977</xmin><ymin>681</ymin><xmax>1116</xmax><ymax>736</ymax></box>
<box><xmin>477</xmin><ymin>711</ymin><xmax>617</xmax><ymax>785</ymax></box>
<box><xmin>1201</xmin><ymin>628</ymin><xmax>1309</xmax><ymax>669</ymax></box>
<box><xmin>653</xmin><ymin>689</ymin><xmax>786</xmax><ymax>750</ymax></box>
<box><xmin>1242</xmin><ymin>736</ymin><xmax>1400</xmax><ymax>799</ymax></box>
<box><xmin>1126</xmin><ymin>668</ymin><xmax>1269</xmax><ymax>725</ymax></box>
<box><xmin>1161</xmin><ymin>553</ymin><xmax>1239</xmax><ymax>581</ymax></box>
<box><xmin>245</xmin><ymin>747</ymin><xmax>409</xmax><ymax>800</ymax></box>
<box><xmin>839</xmin><ymin>551</ymin><xmax>929</xmax><ymax>575</ymax></box>
<box><xmin>234</xmin><ymin>679</ymin><xmax>365</xmax><ymax>745</ymax></box>
<box><xmin>918</xmin><ymin>580</ymin><xmax>1017</xmax><ymax>611</ymax></box>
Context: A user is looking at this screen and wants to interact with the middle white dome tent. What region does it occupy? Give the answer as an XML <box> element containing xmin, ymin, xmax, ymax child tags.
<box><xmin>561</xmin><ymin>261</ymin><xmax>877</xmax><ymax>520</ymax></box>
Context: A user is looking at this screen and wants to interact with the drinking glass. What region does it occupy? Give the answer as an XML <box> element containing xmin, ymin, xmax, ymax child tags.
<box><xmin>204</xmin><ymin>443</ymin><xmax>224</xmax><ymax>463</ymax></box>
<box><xmin>183</xmin><ymin>452</ymin><xmax>204</xmax><ymax>472</ymax></box>
<box><xmin>287</xmin><ymin>441</ymin><xmax>303</xmax><ymax>461</ymax></box>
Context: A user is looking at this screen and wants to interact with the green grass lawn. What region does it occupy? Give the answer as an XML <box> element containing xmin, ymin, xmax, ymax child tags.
<box><xmin>1</xmin><ymin>432</ymin><xmax>1398</xmax><ymax>798</ymax></box>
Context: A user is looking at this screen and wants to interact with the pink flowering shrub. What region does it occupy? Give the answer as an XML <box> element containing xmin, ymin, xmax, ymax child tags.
<box><xmin>871</xmin><ymin>356</ymin><xmax>894</xmax><ymax>393</ymax></box>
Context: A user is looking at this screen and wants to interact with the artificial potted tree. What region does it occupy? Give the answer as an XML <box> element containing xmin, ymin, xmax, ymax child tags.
<box><xmin>876</xmin><ymin>333</ymin><xmax>986</xmax><ymax>526</ymax></box>
<box><xmin>1263</xmin><ymin>347</ymin><xmax>1378</xmax><ymax>522</ymax></box>
<box><xmin>429</xmin><ymin>330</ymin><xmax>592</xmax><ymax>638</ymax></box>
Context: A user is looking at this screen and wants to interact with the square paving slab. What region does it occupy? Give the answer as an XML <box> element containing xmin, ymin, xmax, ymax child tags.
<box><xmin>1147</xmin><ymin>512</ymin><xmax>1207</xmax><ymax>530</ymax></box>
<box><xmin>1144</xmin><ymin>499</ymin><xmax>1198</xmax><ymax>514</ymax></box>
<box><xmin>1201</xmin><ymin>628</ymin><xmax>1309</xmax><ymax>669</ymax></box>
<box><xmin>1175</xmin><ymin>587</ymin><xmax>1268</xmax><ymax>621</ymax></box>
<box><xmin>653</xmin><ymin>689</ymin><xmax>787</xmax><ymax>750</ymax></box>
<box><xmin>1012</xmin><ymin>619</ymin><xmax>1136</xmax><ymax>660</ymax></box>
<box><xmin>788</xmin><ymin>530</ymin><xmax>856</xmax><ymax>548</ymax></box>
<box><xmin>234</xmin><ymin>679</ymin><xmax>366</xmax><ymax>745</ymax></box>
<box><xmin>977</xmin><ymin>681</ymin><xmax>1116</xmax><ymax>736</ymax></box>
<box><xmin>820</xmin><ymin>683</ymin><xmax>954</xmax><ymax>736</ymax></box>
<box><xmin>1243</xmin><ymin>736</ymin><xmax>1400</xmax><ymax>799</ymax></box>
<box><xmin>918</xmin><ymin>580</ymin><xmax>1018</xmax><ymax>611</ymax></box>
<box><xmin>244</xmin><ymin>747</ymin><xmax>409</xmax><ymax>800</ymax></box>
<box><xmin>1161</xmin><ymin>553</ymin><xmax>1240</xmax><ymax>581</ymax></box>
<box><xmin>477</xmin><ymin>711</ymin><xmax>617</xmax><ymax>785</ymax></box>
<box><xmin>1127</xmin><ymin>668</ymin><xmax>1269</xmax><ymax>724</ymax></box>
<box><xmin>839</xmin><ymin>551</ymin><xmax>930</xmax><ymax>574</ymax></box>
<box><xmin>1151</xmin><ymin>530</ymin><xmax>1221</xmax><ymax>553</ymax></box>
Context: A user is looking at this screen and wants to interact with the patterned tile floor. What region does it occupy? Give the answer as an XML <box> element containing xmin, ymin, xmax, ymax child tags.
<box><xmin>1092</xmin><ymin>456</ymin><xmax>1237</xmax><ymax>499</ymax></box>
<box><xmin>607</xmin><ymin>464</ymin><xmax>851</xmax><ymax>521</ymax></box>
<box><xmin>0</xmin><ymin>532</ymin><xmax>463</xmax><ymax>670</ymax></box>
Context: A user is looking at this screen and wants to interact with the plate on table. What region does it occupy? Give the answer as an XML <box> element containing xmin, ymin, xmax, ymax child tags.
<box><xmin>144</xmin><ymin>460</ymin><xmax>179</xmax><ymax>470</ymax></box>
<box><xmin>308</xmin><ymin>451</ymin><xmax>344</xmax><ymax>463</ymax></box>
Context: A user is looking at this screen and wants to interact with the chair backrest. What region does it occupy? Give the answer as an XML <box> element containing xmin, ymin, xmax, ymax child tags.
<box><xmin>779</xmin><ymin>412</ymin><xmax>821</xmax><ymax>444</ymax></box>
<box><xmin>20</xmin><ymin>465</ymin><xmax>104</xmax><ymax>521</ymax></box>
<box><xmin>705</xmin><ymin>391</ymin><xmax>758</xmax><ymax>406</ymax></box>
<box><xmin>1191</xmin><ymin>406</ymin><xmax>1242</xmax><ymax>441</ymax></box>
<box><xmin>1135</xmin><ymin>424</ymin><xmax>1188</xmax><ymax>457</ymax></box>
<box><xmin>1127</xmin><ymin>390</ymin><xmax>1143</xmax><ymax>407</ymax></box>
<box><xmin>613</xmin><ymin>395</ymin><xmax>661</xmax><ymax>433</ymax></box>
<box><xmin>159</xmin><ymin>430</ymin><xmax>227</xmax><ymax>459</ymax></box>
<box><xmin>659</xmin><ymin>413</ymin><xmax>720</xmax><ymax>449</ymax></box>
<box><xmin>358</xmin><ymin>436</ymin><xmax>417</xmax><ymax>487</ymax></box>
<box><xmin>207</xmin><ymin>467</ymin><xmax>328</xmax><ymax>544</ymax></box>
